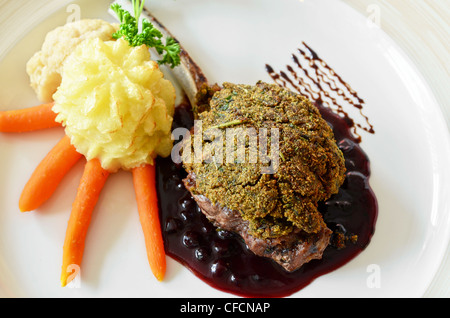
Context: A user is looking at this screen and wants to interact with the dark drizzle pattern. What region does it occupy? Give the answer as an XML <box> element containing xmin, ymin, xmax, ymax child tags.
<box><xmin>266</xmin><ymin>42</ymin><xmax>375</xmax><ymax>143</ymax></box>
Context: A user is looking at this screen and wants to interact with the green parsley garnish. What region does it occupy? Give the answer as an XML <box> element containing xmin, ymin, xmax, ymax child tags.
<box><xmin>110</xmin><ymin>0</ymin><xmax>181</xmax><ymax>68</ymax></box>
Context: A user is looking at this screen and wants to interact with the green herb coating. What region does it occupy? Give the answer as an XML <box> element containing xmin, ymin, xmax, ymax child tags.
<box><xmin>183</xmin><ymin>82</ymin><xmax>346</xmax><ymax>239</ymax></box>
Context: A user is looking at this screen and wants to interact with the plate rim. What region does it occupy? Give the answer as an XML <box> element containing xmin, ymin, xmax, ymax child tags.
<box><xmin>0</xmin><ymin>0</ymin><xmax>448</xmax><ymax>298</ymax></box>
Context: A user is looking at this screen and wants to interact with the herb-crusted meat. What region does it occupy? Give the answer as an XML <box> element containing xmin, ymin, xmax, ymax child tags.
<box><xmin>182</xmin><ymin>81</ymin><xmax>346</xmax><ymax>270</ymax></box>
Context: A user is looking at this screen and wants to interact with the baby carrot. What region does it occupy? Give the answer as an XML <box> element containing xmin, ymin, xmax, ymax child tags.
<box><xmin>0</xmin><ymin>102</ymin><xmax>61</xmax><ymax>132</ymax></box>
<box><xmin>132</xmin><ymin>164</ymin><xmax>166</xmax><ymax>281</ymax></box>
<box><xmin>60</xmin><ymin>158</ymin><xmax>109</xmax><ymax>287</ymax></box>
<box><xmin>19</xmin><ymin>135</ymin><xmax>82</xmax><ymax>212</ymax></box>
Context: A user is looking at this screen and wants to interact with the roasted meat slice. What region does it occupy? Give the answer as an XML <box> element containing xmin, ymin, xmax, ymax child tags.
<box><xmin>181</xmin><ymin>82</ymin><xmax>346</xmax><ymax>271</ymax></box>
<box><xmin>184</xmin><ymin>172</ymin><xmax>332</xmax><ymax>271</ymax></box>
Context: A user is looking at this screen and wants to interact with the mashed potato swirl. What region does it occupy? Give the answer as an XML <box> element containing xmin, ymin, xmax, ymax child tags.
<box><xmin>52</xmin><ymin>37</ymin><xmax>175</xmax><ymax>172</ymax></box>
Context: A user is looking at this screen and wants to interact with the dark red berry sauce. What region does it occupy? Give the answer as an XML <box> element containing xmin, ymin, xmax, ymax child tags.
<box><xmin>154</xmin><ymin>101</ymin><xmax>378</xmax><ymax>298</ymax></box>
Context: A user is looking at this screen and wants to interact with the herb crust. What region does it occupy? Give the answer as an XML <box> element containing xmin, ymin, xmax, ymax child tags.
<box><xmin>183</xmin><ymin>82</ymin><xmax>346</xmax><ymax>239</ymax></box>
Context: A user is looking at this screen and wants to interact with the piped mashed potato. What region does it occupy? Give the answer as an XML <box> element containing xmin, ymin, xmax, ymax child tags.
<box><xmin>27</xmin><ymin>19</ymin><xmax>119</xmax><ymax>103</ymax></box>
<box><xmin>52</xmin><ymin>37</ymin><xmax>176</xmax><ymax>172</ymax></box>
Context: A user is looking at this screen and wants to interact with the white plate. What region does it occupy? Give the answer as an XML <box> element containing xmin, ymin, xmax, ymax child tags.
<box><xmin>0</xmin><ymin>0</ymin><xmax>449</xmax><ymax>298</ymax></box>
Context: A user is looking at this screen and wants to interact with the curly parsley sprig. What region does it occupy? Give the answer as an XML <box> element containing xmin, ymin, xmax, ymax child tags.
<box><xmin>111</xmin><ymin>0</ymin><xmax>181</xmax><ymax>68</ymax></box>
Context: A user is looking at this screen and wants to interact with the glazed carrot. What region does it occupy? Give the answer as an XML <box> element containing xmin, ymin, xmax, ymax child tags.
<box><xmin>132</xmin><ymin>164</ymin><xmax>166</xmax><ymax>281</ymax></box>
<box><xmin>0</xmin><ymin>102</ymin><xmax>61</xmax><ymax>132</ymax></box>
<box><xmin>60</xmin><ymin>158</ymin><xmax>109</xmax><ymax>287</ymax></box>
<box><xmin>19</xmin><ymin>135</ymin><xmax>82</xmax><ymax>212</ymax></box>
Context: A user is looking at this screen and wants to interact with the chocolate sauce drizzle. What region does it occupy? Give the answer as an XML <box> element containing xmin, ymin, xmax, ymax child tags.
<box><xmin>266</xmin><ymin>42</ymin><xmax>375</xmax><ymax>143</ymax></box>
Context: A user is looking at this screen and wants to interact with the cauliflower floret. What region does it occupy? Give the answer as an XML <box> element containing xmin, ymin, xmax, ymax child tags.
<box><xmin>26</xmin><ymin>19</ymin><xmax>118</xmax><ymax>102</ymax></box>
<box><xmin>52</xmin><ymin>37</ymin><xmax>176</xmax><ymax>172</ymax></box>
